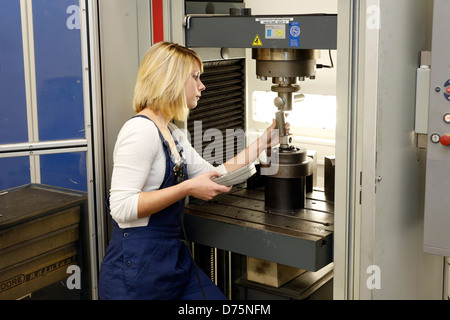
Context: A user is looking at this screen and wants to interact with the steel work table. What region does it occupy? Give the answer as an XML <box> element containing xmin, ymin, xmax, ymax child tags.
<box><xmin>184</xmin><ymin>186</ymin><xmax>334</xmax><ymax>271</ymax></box>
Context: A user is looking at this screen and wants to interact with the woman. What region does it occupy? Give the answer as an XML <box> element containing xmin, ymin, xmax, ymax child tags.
<box><xmin>98</xmin><ymin>42</ymin><xmax>284</xmax><ymax>300</ymax></box>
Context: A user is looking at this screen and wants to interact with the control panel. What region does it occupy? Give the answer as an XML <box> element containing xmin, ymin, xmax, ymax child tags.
<box><xmin>423</xmin><ymin>0</ymin><xmax>450</xmax><ymax>256</ymax></box>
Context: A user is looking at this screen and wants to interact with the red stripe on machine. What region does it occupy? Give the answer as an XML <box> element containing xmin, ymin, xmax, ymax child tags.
<box><xmin>152</xmin><ymin>0</ymin><xmax>164</xmax><ymax>43</ymax></box>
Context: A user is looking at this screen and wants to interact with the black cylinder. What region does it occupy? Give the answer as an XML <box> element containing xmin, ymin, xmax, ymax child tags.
<box><xmin>229</xmin><ymin>8</ymin><xmax>252</xmax><ymax>16</ymax></box>
<box><xmin>264</xmin><ymin>176</ymin><xmax>306</xmax><ymax>214</ymax></box>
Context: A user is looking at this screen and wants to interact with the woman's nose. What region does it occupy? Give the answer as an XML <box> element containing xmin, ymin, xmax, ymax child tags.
<box><xmin>199</xmin><ymin>80</ymin><xmax>206</xmax><ymax>91</ymax></box>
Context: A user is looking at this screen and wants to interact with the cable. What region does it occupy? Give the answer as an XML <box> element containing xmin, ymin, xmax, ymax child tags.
<box><xmin>316</xmin><ymin>49</ymin><xmax>334</xmax><ymax>69</ymax></box>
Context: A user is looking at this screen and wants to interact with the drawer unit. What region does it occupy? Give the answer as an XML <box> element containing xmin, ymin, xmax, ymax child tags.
<box><xmin>0</xmin><ymin>184</ymin><xmax>86</xmax><ymax>300</ymax></box>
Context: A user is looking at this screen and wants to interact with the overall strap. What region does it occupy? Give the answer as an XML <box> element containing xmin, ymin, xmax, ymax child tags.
<box><xmin>132</xmin><ymin>115</ymin><xmax>167</xmax><ymax>148</ymax></box>
<box><xmin>132</xmin><ymin>115</ymin><xmax>184</xmax><ymax>159</ymax></box>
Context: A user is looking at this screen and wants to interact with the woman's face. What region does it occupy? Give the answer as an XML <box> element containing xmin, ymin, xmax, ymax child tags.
<box><xmin>185</xmin><ymin>61</ymin><xmax>205</xmax><ymax>109</ymax></box>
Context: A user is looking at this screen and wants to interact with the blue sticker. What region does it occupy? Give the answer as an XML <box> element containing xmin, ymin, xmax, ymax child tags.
<box><xmin>289</xmin><ymin>22</ymin><xmax>301</xmax><ymax>47</ymax></box>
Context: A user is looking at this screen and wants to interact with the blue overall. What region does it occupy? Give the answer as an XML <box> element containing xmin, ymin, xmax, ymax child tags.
<box><xmin>98</xmin><ymin>116</ymin><xmax>226</xmax><ymax>300</ymax></box>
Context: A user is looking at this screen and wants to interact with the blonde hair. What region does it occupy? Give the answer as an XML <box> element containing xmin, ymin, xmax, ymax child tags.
<box><xmin>133</xmin><ymin>42</ymin><xmax>203</xmax><ymax>121</ymax></box>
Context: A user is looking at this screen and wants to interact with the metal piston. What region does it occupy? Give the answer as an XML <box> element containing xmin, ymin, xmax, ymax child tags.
<box><xmin>261</xmin><ymin>146</ymin><xmax>313</xmax><ymax>214</ymax></box>
<box><xmin>252</xmin><ymin>48</ymin><xmax>320</xmax><ymax>81</ymax></box>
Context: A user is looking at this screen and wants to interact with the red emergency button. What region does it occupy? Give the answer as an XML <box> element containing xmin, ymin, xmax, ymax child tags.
<box><xmin>440</xmin><ymin>134</ymin><xmax>450</xmax><ymax>146</ymax></box>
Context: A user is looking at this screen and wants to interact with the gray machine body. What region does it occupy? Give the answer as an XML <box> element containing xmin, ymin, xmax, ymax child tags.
<box><xmin>423</xmin><ymin>0</ymin><xmax>450</xmax><ymax>256</ymax></box>
<box><xmin>185</xmin><ymin>14</ymin><xmax>337</xmax><ymax>50</ymax></box>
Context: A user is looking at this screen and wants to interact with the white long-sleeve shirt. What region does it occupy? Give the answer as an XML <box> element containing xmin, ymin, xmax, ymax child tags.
<box><xmin>109</xmin><ymin>116</ymin><xmax>227</xmax><ymax>228</ymax></box>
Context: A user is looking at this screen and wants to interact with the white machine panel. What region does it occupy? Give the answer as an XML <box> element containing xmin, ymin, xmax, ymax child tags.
<box><xmin>423</xmin><ymin>0</ymin><xmax>450</xmax><ymax>256</ymax></box>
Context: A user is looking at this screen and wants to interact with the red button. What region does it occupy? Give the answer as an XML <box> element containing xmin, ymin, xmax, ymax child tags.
<box><xmin>445</xmin><ymin>114</ymin><xmax>450</xmax><ymax>123</ymax></box>
<box><xmin>440</xmin><ymin>135</ymin><xmax>450</xmax><ymax>146</ymax></box>
<box><xmin>447</xmin><ymin>87</ymin><xmax>450</xmax><ymax>94</ymax></box>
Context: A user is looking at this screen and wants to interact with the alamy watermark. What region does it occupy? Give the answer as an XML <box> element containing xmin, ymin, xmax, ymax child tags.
<box><xmin>65</xmin><ymin>4</ymin><xmax>382</xmax><ymax>31</ymax></box>
<box><xmin>66</xmin><ymin>265</ymin><xmax>81</xmax><ymax>290</ymax></box>
<box><xmin>172</xmin><ymin>121</ymin><xmax>280</xmax><ymax>175</ymax></box>
<box><xmin>367</xmin><ymin>4</ymin><xmax>381</xmax><ymax>30</ymax></box>
<box><xmin>366</xmin><ymin>265</ymin><xmax>381</xmax><ymax>290</ymax></box>
<box><xmin>63</xmin><ymin>263</ymin><xmax>381</xmax><ymax>292</ymax></box>
<box><xmin>66</xmin><ymin>5</ymin><xmax>80</xmax><ymax>30</ymax></box>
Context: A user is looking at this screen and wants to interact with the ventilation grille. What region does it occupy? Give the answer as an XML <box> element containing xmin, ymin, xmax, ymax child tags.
<box><xmin>187</xmin><ymin>59</ymin><xmax>246</xmax><ymax>166</ymax></box>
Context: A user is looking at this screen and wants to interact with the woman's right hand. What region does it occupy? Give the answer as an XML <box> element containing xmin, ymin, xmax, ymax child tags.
<box><xmin>185</xmin><ymin>171</ymin><xmax>232</xmax><ymax>201</ymax></box>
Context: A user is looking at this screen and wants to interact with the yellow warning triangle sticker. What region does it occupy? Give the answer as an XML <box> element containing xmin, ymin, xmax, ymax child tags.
<box><xmin>252</xmin><ymin>34</ymin><xmax>263</xmax><ymax>46</ymax></box>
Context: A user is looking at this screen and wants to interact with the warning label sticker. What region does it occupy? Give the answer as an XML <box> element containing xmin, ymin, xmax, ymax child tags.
<box><xmin>252</xmin><ymin>34</ymin><xmax>263</xmax><ymax>46</ymax></box>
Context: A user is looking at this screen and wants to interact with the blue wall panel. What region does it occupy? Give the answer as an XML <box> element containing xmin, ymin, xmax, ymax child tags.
<box><xmin>40</xmin><ymin>152</ymin><xmax>87</xmax><ymax>192</ymax></box>
<box><xmin>0</xmin><ymin>157</ymin><xmax>31</xmax><ymax>191</ymax></box>
<box><xmin>33</xmin><ymin>0</ymin><xmax>85</xmax><ymax>141</ymax></box>
<box><xmin>0</xmin><ymin>0</ymin><xmax>29</xmax><ymax>144</ymax></box>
